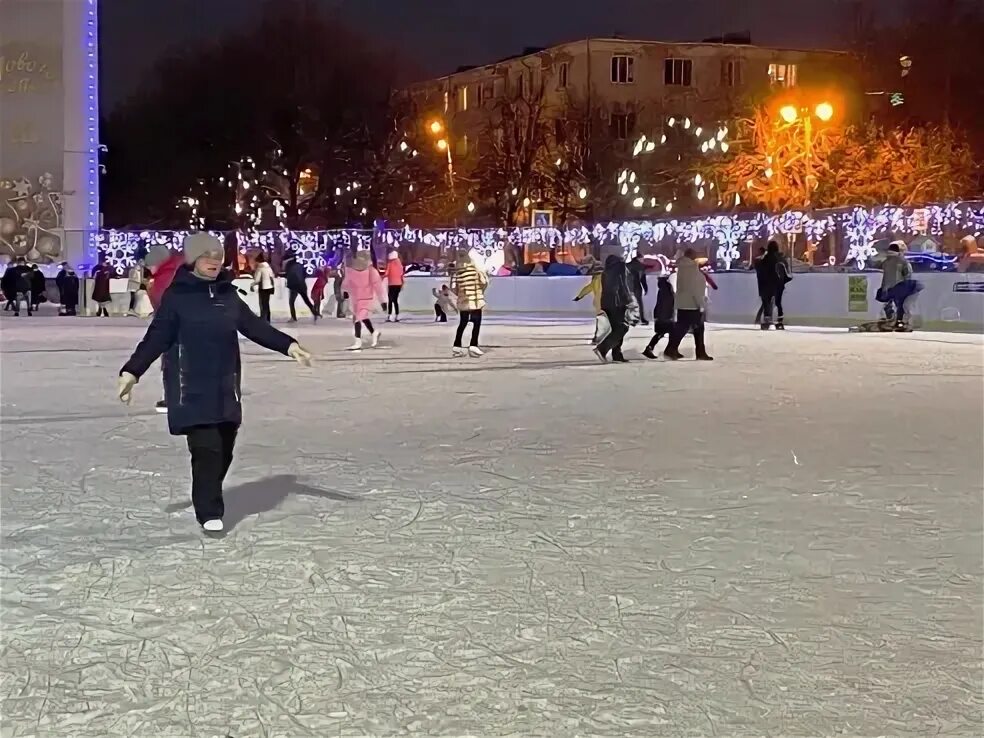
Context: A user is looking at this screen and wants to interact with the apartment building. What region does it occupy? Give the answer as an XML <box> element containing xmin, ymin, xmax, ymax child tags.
<box><xmin>403</xmin><ymin>37</ymin><xmax>855</xmax><ymax>155</ymax></box>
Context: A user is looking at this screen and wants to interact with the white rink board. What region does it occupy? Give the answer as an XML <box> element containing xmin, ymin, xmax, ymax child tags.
<box><xmin>0</xmin><ymin>316</ymin><xmax>981</xmax><ymax>737</ymax></box>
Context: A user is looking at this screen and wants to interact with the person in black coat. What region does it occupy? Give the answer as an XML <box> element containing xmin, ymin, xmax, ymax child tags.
<box><xmin>1</xmin><ymin>258</ymin><xmax>33</xmax><ymax>316</ymax></box>
<box><xmin>29</xmin><ymin>264</ymin><xmax>46</xmax><ymax>310</ymax></box>
<box><xmin>626</xmin><ymin>255</ymin><xmax>649</xmax><ymax>325</ymax></box>
<box><xmin>283</xmin><ymin>253</ymin><xmax>318</xmax><ymax>322</ymax></box>
<box><xmin>642</xmin><ymin>274</ymin><xmax>675</xmax><ymax>358</ymax></box>
<box><xmin>118</xmin><ymin>234</ymin><xmax>312</xmax><ymax>533</ymax></box>
<box><xmin>59</xmin><ymin>265</ymin><xmax>80</xmax><ymax>315</ymax></box>
<box><xmin>55</xmin><ymin>261</ymin><xmax>68</xmax><ymax>304</ymax></box>
<box><xmin>594</xmin><ymin>255</ymin><xmax>632</xmax><ymax>363</ymax></box>
<box><xmin>755</xmin><ymin>241</ymin><xmax>783</xmax><ymax>329</ymax></box>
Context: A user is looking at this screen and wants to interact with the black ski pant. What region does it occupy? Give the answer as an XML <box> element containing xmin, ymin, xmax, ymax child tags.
<box><xmin>665</xmin><ymin>308</ymin><xmax>708</xmax><ymax>357</ymax></box>
<box><xmin>454</xmin><ymin>309</ymin><xmax>483</xmax><ymax>347</ymax></box>
<box><xmin>186</xmin><ymin>423</ymin><xmax>238</xmax><ymax>525</ymax></box>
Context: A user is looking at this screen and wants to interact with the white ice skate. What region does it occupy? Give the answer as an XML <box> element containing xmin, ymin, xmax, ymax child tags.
<box><xmin>452</xmin><ymin>347</ymin><xmax>467</xmax><ymax>357</ymax></box>
<box><xmin>370</xmin><ymin>330</ymin><xmax>381</xmax><ymax>348</ymax></box>
<box><xmin>468</xmin><ymin>346</ymin><xmax>484</xmax><ymax>358</ymax></box>
<box><xmin>202</xmin><ymin>519</ymin><xmax>224</xmax><ymax>532</ymax></box>
<box><xmin>346</xmin><ymin>339</ymin><xmax>363</xmax><ymax>351</ymax></box>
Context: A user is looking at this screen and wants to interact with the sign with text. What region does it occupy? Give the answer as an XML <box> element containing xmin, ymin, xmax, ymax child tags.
<box><xmin>848</xmin><ymin>275</ymin><xmax>868</xmax><ymax>312</ymax></box>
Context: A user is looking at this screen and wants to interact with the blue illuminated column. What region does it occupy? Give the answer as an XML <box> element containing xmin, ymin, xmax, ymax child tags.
<box><xmin>60</xmin><ymin>0</ymin><xmax>101</xmax><ymax>268</ymax></box>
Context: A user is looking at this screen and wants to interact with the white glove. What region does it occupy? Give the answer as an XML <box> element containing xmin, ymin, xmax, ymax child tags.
<box><xmin>118</xmin><ymin>372</ymin><xmax>137</xmax><ymax>405</ymax></box>
<box><xmin>287</xmin><ymin>343</ymin><xmax>312</xmax><ymax>367</ymax></box>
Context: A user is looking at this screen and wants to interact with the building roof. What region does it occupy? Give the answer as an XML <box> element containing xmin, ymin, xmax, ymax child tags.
<box><xmin>405</xmin><ymin>36</ymin><xmax>850</xmax><ymax>89</ymax></box>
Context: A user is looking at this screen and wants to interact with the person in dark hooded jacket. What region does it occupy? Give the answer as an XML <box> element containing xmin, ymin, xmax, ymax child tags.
<box><xmin>755</xmin><ymin>241</ymin><xmax>783</xmax><ymax>329</ymax></box>
<box><xmin>30</xmin><ymin>264</ymin><xmax>47</xmax><ymax>310</ymax></box>
<box><xmin>1</xmin><ymin>258</ymin><xmax>33</xmax><ymax>316</ymax></box>
<box><xmin>642</xmin><ymin>274</ymin><xmax>675</xmax><ymax>358</ymax></box>
<box><xmin>594</xmin><ymin>255</ymin><xmax>632</xmax><ymax>363</ymax></box>
<box><xmin>283</xmin><ymin>253</ymin><xmax>319</xmax><ymax>322</ymax></box>
<box><xmin>626</xmin><ymin>255</ymin><xmax>649</xmax><ymax>325</ymax></box>
<box><xmin>59</xmin><ymin>265</ymin><xmax>80</xmax><ymax>315</ymax></box>
<box><xmin>118</xmin><ymin>233</ymin><xmax>313</xmax><ymax>533</ymax></box>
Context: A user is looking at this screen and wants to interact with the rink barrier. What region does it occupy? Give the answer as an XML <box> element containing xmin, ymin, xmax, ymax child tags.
<box><xmin>83</xmin><ymin>273</ymin><xmax>983</xmax><ymax>331</ymax></box>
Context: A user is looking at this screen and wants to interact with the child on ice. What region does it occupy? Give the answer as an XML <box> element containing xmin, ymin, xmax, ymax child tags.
<box><xmin>642</xmin><ymin>274</ymin><xmax>675</xmax><ymax>359</ymax></box>
<box><xmin>432</xmin><ymin>284</ymin><xmax>457</xmax><ymax>322</ymax></box>
<box><xmin>341</xmin><ymin>250</ymin><xmax>386</xmax><ymax>351</ymax></box>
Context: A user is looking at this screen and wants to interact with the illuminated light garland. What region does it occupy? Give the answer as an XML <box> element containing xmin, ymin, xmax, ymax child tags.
<box><xmin>96</xmin><ymin>201</ymin><xmax>984</xmax><ymax>274</ymax></box>
<box><xmin>85</xmin><ymin>0</ymin><xmax>101</xmax><ymax>259</ymax></box>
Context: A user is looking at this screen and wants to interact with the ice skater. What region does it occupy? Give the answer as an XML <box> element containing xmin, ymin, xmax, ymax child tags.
<box><xmin>663</xmin><ymin>248</ymin><xmax>713</xmax><ymax>361</ymax></box>
<box><xmin>2</xmin><ymin>258</ymin><xmax>32</xmax><ymax>316</ymax></box>
<box><xmin>593</xmin><ymin>255</ymin><xmax>632</xmax><ymax>363</ymax></box>
<box><xmin>144</xmin><ymin>245</ymin><xmax>185</xmax><ymax>412</ymax></box>
<box><xmin>91</xmin><ymin>263</ymin><xmax>112</xmax><ymax>317</ymax></box>
<box><xmin>450</xmin><ymin>251</ymin><xmax>489</xmax><ymax>357</ymax></box>
<box><xmin>284</xmin><ymin>253</ymin><xmax>318</xmax><ymax>322</ymax></box>
<box><xmin>58</xmin><ymin>265</ymin><xmax>80</xmax><ymax>316</ymax></box>
<box><xmin>627</xmin><ymin>255</ymin><xmax>649</xmax><ymax>325</ymax></box>
<box><xmin>432</xmin><ymin>284</ymin><xmax>456</xmax><ymax>322</ymax></box>
<box><xmin>384</xmin><ymin>250</ymin><xmax>405</xmax><ymax>322</ymax></box>
<box><xmin>573</xmin><ymin>265</ymin><xmax>605</xmax><ymax>344</ymax></box>
<box><xmin>877</xmin><ymin>241</ymin><xmax>920</xmax><ymax>330</ymax></box>
<box><xmin>311</xmin><ymin>266</ymin><xmax>329</xmax><ymax>319</ymax></box>
<box><xmin>117</xmin><ymin>233</ymin><xmax>312</xmax><ymax>533</ymax></box>
<box><xmin>251</xmin><ymin>253</ymin><xmax>276</xmax><ymax>322</ymax></box>
<box><xmin>642</xmin><ymin>272</ymin><xmax>675</xmax><ymax>359</ymax></box>
<box><xmin>755</xmin><ymin>242</ymin><xmax>783</xmax><ymax>329</ymax></box>
<box><xmin>126</xmin><ymin>261</ymin><xmax>144</xmax><ymax>316</ymax></box>
<box><xmin>30</xmin><ymin>264</ymin><xmax>47</xmax><ymax>312</ymax></box>
<box><xmin>341</xmin><ymin>250</ymin><xmax>386</xmax><ymax>351</ymax></box>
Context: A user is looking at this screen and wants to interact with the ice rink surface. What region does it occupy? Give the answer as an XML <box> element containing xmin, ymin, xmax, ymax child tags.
<box><xmin>1</xmin><ymin>314</ymin><xmax>982</xmax><ymax>738</ymax></box>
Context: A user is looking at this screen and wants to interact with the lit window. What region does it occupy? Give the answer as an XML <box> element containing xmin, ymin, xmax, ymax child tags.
<box><xmin>457</xmin><ymin>135</ymin><xmax>469</xmax><ymax>156</ymax></box>
<box><xmin>611</xmin><ymin>56</ymin><xmax>634</xmax><ymax>84</ymax></box>
<box><xmin>457</xmin><ymin>86</ymin><xmax>468</xmax><ymax>112</ymax></box>
<box><xmin>558</xmin><ymin>61</ymin><xmax>569</xmax><ymax>89</ymax></box>
<box><xmin>722</xmin><ymin>59</ymin><xmax>742</xmax><ymax>87</ymax></box>
<box><xmin>768</xmin><ymin>63</ymin><xmax>798</xmax><ymax>88</ymax></box>
<box><xmin>664</xmin><ymin>58</ymin><xmax>693</xmax><ymax>86</ymax></box>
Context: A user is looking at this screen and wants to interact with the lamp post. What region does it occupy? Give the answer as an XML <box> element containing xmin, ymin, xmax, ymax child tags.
<box><xmin>778</xmin><ymin>102</ymin><xmax>834</xmax><ymax>207</ymax></box>
<box><xmin>427</xmin><ymin>119</ymin><xmax>456</xmax><ymax>196</ymax></box>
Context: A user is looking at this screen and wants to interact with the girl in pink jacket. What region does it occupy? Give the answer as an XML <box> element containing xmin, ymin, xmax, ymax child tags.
<box><xmin>341</xmin><ymin>252</ymin><xmax>386</xmax><ymax>351</ymax></box>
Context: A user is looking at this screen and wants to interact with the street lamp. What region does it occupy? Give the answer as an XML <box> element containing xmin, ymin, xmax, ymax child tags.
<box><xmin>777</xmin><ymin>100</ymin><xmax>835</xmax><ymax>207</ymax></box>
<box><xmin>426</xmin><ymin>117</ymin><xmax>456</xmax><ymax>196</ymax></box>
<box><xmin>429</xmin><ymin>120</ymin><xmax>444</xmax><ymax>135</ymax></box>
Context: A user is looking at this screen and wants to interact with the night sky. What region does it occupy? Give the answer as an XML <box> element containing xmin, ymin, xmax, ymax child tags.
<box><xmin>100</xmin><ymin>0</ymin><xmax>907</xmax><ymax>110</ymax></box>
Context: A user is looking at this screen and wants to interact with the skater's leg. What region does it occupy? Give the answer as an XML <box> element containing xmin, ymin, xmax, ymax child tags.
<box><xmin>386</xmin><ymin>285</ymin><xmax>401</xmax><ymax>318</ymax></box>
<box><xmin>128</xmin><ymin>292</ymin><xmax>137</xmax><ymax>312</ymax></box>
<box><xmin>453</xmin><ymin>310</ymin><xmax>471</xmax><ymax>347</ymax></box>
<box><xmin>775</xmin><ymin>287</ymin><xmax>785</xmax><ymax>327</ymax></box>
<box><xmin>354</xmin><ymin>320</ymin><xmax>363</xmax><ymax>339</ymax></box>
<box><xmin>469</xmin><ymin>309</ymin><xmax>482</xmax><ymax>347</ymax></box>
<box><xmin>218</xmin><ymin>423</ymin><xmax>238</xmax><ymax>483</ymax></box>
<box><xmin>186</xmin><ymin>425</ymin><xmax>226</xmax><ymax>525</ymax></box>
<box><xmin>691</xmin><ymin>311</ymin><xmax>711</xmax><ymax>359</ymax></box>
<box><xmin>288</xmin><ymin>290</ymin><xmax>298</xmax><ymax>321</ymax></box>
<box><xmin>300</xmin><ymin>289</ymin><xmax>317</xmax><ymax>317</ymax></box>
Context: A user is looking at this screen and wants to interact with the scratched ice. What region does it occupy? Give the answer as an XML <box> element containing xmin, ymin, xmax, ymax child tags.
<box><xmin>1</xmin><ymin>316</ymin><xmax>982</xmax><ymax>737</ymax></box>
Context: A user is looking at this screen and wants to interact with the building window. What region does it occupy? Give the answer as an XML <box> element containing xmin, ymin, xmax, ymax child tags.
<box><xmin>457</xmin><ymin>85</ymin><xmax>468</xmax><ymax>112</ymax></box>
<box><xmin>610</xmin><ymin>112</ymin><xmax>636</xmax><ymax>140</ymax></box>
<box><xmin>722</xmin><ymin>59</ymin><xmax>742</xmax><ymax>87</ymax></box>
<box><xmin>664</xmin><ymin>58</ymin><xmax>693</xmax><ymax>86</ymax></box>
<box><xmin>610</xmin><ymin>55</ymin><xmax>634</xmax><ymax>84</ymax></box>
<box><xmin>768</xmin><ymin>63</ymin><xmax>798</xmax><ymax>88</ymax></box>
<box><xmin>480</xmin><ymin>82</ymin><xmax>494</xmax><ymax>106</ymax></box>
<box><xmin>457</xmin><ymin>135</ymin><xmax>469</xmax><ymax>156</ymax></box>
<box><xmin>558</xmin><ymin>61</ymin><xmax>569</xmax><ymax>89</ymax></box>
<box><xmin>443</xmin><ymin>90</ymin><xmax>449</xmax><ymax>113</ymax></box>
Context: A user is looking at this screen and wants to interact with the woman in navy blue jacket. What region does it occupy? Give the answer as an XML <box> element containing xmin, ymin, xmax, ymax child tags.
<box><xmin>118</xmin><ymin>234</ymin><xmax>312</xmax><ymax>533</ymax></box>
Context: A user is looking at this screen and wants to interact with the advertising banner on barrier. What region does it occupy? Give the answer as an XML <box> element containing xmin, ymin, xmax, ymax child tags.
<box><xmin>848</xmin><ymin>276</ymin><xmax>869</xmax><ymax>312</ymax></box>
